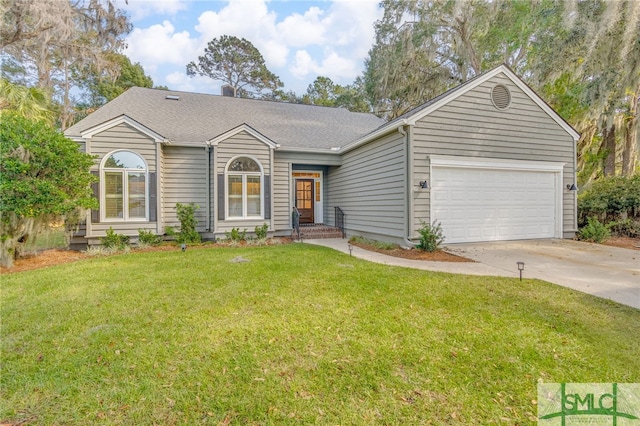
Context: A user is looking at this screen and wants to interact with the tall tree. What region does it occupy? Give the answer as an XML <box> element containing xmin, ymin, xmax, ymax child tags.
<box><xmin>1</xmin><ymin>0</ymin><xmax>132</xmax><ymax>128</ymax></box>
<box><xmin>186</xmin><ymin>35</ymin><xmax>283</xmax><ymax>99</ymax></box>
<box><xmin>302</xmin><ymin>76</ymin><xmax>370</xmax><ymax>112</ymax></box>
<box><xmin>364</xmin><ymin>0</ymin><xmax>640</xmax><ymax>179</ymax></box>
<box><xmin>0</xmin><ymin>78</ymin><xmax>55</xmax><ymax>123</ymax></box>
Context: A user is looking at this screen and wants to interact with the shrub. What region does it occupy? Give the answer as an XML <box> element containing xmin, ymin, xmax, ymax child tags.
<box><xmin>606</xmin><ymin>219</ymin><xmax>640</xmax><ymax>238</ymax></box>
<box><xmin>168</xmin><ymin>203</ymin><xmax>201</xmax><ymax>244</ymax></box>
<box><xmin>349</xmin><ymin>235</ymin><xmax>399</xmax><ymax>250</ymax></box>
<box><xmin>578</xmin><ymin>217</ymin><xmax>610</xmax><ymax>243</ymax></box>
<box><xmin>416</xmin><ymin>220</ymin><xmax>445</xmax><ymax>252</ymax></box>
<box><xmin>101</xmin><ymin>227</ymin><xmax>130</xmax><ymax>250</ymax></box>
<box><xmin>225</xmin><ymin>227</ymin><xmax>246</xmax><ymax>242</ymax></box>
<box><xmin>578</xmin><ymin>176</ymin><xmax>640</xmax><ymax>226</ymax></box>
<box><xmin>138</xmin><ymin>229</ymin><xmax>162</xmax><ymax>246</ymax></box>
<box><xmin>254</xmin><ymin>223</ymin><xmax>269</xmax><ymax>240</ymax></box>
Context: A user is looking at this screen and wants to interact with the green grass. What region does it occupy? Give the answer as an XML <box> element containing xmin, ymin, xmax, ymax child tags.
<box><xmin>23</xmin><ymin>226</ymin><xmax>67</xmax><ymax>252</ymax></box>
<box><xmin>349</xmin><ymin>235</ymin><xmax>399</xmax><ymax>250</ymax></box>
<box><xmin>2</xmin><ymin>244</ymin><xmax>639</xmax><ymax>425</ymax></box>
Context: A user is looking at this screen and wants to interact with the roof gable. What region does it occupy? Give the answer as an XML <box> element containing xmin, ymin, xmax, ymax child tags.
<box><xmin>208</xmin><ymin>123</ymin><xmax>278</xmax><ymax>149</ymax></box>
<box><xmin>405</xmin><ymin>64</ymin><xmax>579</xmax><ymax>141</ymax></box>
<box><xmin>80</xmin><ymin>115</ymin><xmax>166</xmax><ymax>142</ymax></box>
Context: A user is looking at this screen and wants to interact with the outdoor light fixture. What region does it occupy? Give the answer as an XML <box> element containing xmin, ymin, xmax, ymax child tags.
<box><xmin>517</xmin><ymin>261</ymin><xmax>525</xmax><ymax>281</ymax></box>
<box><xmin>348</xmin><ymin>243</ymin><xmax>353</xmax><ymax>257</ymax></box>
<box><xmin>419</xmin><ymin>180</ymin><xmax>429</xmax><ymax>189</ymax></box>
<box><xmin>181</xmin><ymin>243</ymin><xmax>186</xmax><ymax>252</ymax></box>
<box><xmin>566</xmin><ymin>183</ymin><xmax>578</xmax><ymax>191</ymax></box>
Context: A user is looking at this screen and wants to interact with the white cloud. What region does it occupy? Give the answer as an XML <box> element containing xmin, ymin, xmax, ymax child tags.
<box><xmin>291</xmin><ymin>48</ymin><xmax>359</xmax><ymax>83</ymax></box>
<box><xmin>125</xmin><ymin>21</ymin><xmax>197</xmax><ymax>69</ymax></box>
<box><xmin>276</xmin><ymin>7</ymin><xmax>326</xmax><ymax>47</ymax></box>
<box><xmin>124</xmin><ymin>0</ymin><xmax>382</xmax><ymax>94</ymax></box>
<box><xmin>165</xmin><ymin>72</ymin><xmax>214</xmax><ymax>93</ymax></box>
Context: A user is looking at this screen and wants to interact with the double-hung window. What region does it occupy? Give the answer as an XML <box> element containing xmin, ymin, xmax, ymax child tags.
<box><xmin>102</xmin><ymin>151</ymin><xmax>148</xmax><ymax>221</ymax></box>
<box><xmin>226</xmin><ymin>157</ymin><xmax>262</xmax><ymax>218</ymax></box>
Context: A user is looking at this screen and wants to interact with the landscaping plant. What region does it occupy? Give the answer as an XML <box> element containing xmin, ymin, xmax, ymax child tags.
<box><xmin>416</xmin><ymin>220</ymin><xmax>445</xmax><ymax>252</ymax></box>
<box><xmin>137</xmin><ymin>229</ymin><xmax>162</xmax><ymax>247</ymax></box>
<box><xmin>166</xmin><ymin>203</ymin><xmax>201</xmax><ymax>244</ymax></box>
<box><xmin>100</xmin><ymin>226</ymin><xmax>130</xmax><ymax>250</ymax></box>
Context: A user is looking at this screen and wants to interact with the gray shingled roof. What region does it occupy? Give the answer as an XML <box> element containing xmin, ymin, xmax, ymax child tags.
<box><xmin>65</xmin><ymin>87</ymin><xmax>386</xmax><ymax>150</ymax></box>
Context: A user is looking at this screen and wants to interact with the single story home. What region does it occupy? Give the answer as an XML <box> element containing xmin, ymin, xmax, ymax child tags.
<box><xmin>64</xmin><ymin>64</ymin><xmax>579</xmax><ymax>247</ymax></box>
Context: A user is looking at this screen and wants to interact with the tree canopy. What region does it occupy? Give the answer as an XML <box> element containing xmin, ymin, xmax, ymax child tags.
<box><xmin>1</xmin><ymin>0</ymin><xmax>132</xmax><ymax>128</ymax></box>
<box><xmin>186</xmin><ymin>35</ymin><xmax>283</xmax><ymax>99</ymax></box>
<box><xmin>363</xmin><ymin>0</ymin><xmax>640</xmax><ymax>181</ymax></box>
<box><xmin>0</xmin><ymin>112</ymin><xmax>97</xmax><ymax>267</ymax></box>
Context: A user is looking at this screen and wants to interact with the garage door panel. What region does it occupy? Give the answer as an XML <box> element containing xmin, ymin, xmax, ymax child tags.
<box><xmin>432</xmin><ymin>166</ymin><xmax>558</xmax><ymax>243</ymax></box>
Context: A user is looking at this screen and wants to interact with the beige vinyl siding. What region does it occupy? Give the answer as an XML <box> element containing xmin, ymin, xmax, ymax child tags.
<box><xmin>412</xmin><ymin>72</ymin><xmax>576</xmax><ymax>237</ymax></box>
<box><xmin>215</xmin><ymin>130</ymin><xmax>272</xmax><ymax>232</ymax></box>
<box><xmin>89</xmin><ymin>123</ymin><xmax>157</xmax><ymax>171</ymax></box>
<box><xmin>273</xmin><ymin>158</ymin><xmax>291</xmax><ymax>231</ymax></box>
<box><xmin>276</xmin><ymin>151</ymin><xmax>341</xmax><ymax>166</ymax></box>
<box><xmin>327</xmin><ymin>131</ymin><xmax>406</xmax><ymax>239</ymax></box>
<box><xmin>88</xmin><ymin>123</ymin><xmax>158</xmax><ymax>237</ymax></box>
<box><xmin>163</xmin><ymin>146</ymin><xmax>208</xmax><ymax>231</ymax></box>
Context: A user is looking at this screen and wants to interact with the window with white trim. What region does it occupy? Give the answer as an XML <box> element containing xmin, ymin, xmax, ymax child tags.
<box><xmin>102</xmin><ymin>151</ymin><xmax>148</xmax><ymax>221</ymax></box>
<box><xmin>226</xmin><ymin>157</ymin><xmax>262</xmax><ymax>218</ymax></box>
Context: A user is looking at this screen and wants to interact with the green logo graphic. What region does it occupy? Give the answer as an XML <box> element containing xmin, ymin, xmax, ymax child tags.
<box><xmin>538</xmin><ymin>383</ymin><xmax>640</xmax><ymax>425</ymax></box>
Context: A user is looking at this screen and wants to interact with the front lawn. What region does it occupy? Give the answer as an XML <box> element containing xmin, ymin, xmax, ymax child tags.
<box><xmin>2</xmin><ymin>244</ymin><xmax>638</xmax><ymax>424</ymax></box>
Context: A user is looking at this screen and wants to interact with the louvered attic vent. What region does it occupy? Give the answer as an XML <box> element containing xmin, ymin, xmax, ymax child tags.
<box><xmin>491</xmin><ymin>84</ymin><xmax>511</xmax><ymax>110</ymax></box>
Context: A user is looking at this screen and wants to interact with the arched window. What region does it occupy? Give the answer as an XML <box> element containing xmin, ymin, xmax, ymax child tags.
<box><xmin>101</xmin><ymin>150</ymin><xmax>147</xmax><ymax>221</ymax></box>
<box><xmin>226</xmin><ymin>156</ymin><xmax>262</xmax><ymax>218</ymax></box>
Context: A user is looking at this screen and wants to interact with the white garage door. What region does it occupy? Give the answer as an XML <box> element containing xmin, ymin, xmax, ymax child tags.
<box><xmin>431</xmin><ymin>164</ymin><xmax>560</xmax><ymax>243</ymax></box>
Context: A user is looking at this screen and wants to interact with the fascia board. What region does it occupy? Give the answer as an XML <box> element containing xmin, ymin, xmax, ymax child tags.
<box><xmin>208</xmin><ymin>123</ymin><xmax>277</xmax><ymax>149</ymax></box>
<box><xmin>80</xmin><ymin>115</ymin><xmax>167</xmax><ymax>142</ymax></box>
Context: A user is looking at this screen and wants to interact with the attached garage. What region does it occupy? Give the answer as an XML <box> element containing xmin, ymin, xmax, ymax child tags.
<box><xmin>430</xmin><ymin>156</ymin><xmax>565</xmax><ymax>244</ymax></box>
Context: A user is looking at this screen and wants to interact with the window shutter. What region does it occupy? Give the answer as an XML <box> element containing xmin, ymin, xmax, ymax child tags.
<box><xmin>217</xmin><ymin>174</ymin><xmax>225</xmax><ymax>220</ymax></box>
<box><xmin>264</xmin><ymin>175</ymin><xmax>271</xmax><ymax>220</ymax></box>
<box><xmin>90</xmin><ymin>171</ymin><xmax>100</xmax><ymax>223</ymax></box>
<box><xmin>149</xmin><ymin>172</ymin><xmax>157</xmax><ymax>222</ymax></box>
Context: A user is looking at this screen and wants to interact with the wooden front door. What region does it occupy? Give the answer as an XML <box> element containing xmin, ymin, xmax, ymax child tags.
<box><xmin>295</xmin><ymin>179</ymin><xmax>314</xmax><ymax>224</ymax></box>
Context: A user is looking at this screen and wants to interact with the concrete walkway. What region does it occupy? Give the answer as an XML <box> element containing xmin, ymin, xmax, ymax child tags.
<box><xmin>304</xmin><ymin>238</ymin><xmax>640</xmax><ymax>310</ymax></box>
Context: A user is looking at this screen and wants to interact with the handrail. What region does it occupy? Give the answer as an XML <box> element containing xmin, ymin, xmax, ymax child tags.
<box><xmin>334</xmin><ymin>206</ymin><xmax>346</xmax><ymax>238</ymax></box>
<box><xmin>292</xmin><ymin>206</ymin><xmax>301</xmax><ymax>240</ymax></box>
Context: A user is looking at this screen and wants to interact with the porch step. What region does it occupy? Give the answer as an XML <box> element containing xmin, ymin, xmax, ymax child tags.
<box><xmin>293</xmin><ymin>225</ymin><xmax>344</xmax><ymax>239</ymax></box>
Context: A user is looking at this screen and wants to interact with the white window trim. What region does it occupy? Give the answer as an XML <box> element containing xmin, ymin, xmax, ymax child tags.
<box><xmin>100</xmin><ymin>150</ymin><xmax>149</xmax><ymax>222</ymax></box>
<box><xmin>225</xmin><ymin>155</ymin><xmax>264</xmax><ymax>220</ymax></box>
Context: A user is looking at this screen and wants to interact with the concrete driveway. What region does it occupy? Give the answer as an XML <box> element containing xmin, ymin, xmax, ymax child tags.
<box><xmin>445</xmin><ymin>239</ymin><xmax>640</xmax><ymax>309</ymax></box>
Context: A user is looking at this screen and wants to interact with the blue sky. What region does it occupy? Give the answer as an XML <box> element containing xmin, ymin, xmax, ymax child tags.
<box><xmin>115</xmin><ymin>0</ymin><xmax>383</xmax><ymax>96</ymax></box>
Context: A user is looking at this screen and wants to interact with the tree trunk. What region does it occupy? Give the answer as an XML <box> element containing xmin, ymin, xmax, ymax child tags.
<box><xmin>622</xmin><ymin>89</ymin><xmax>639</xmax><ymax>177</ymax></box>
<box><xmin>603</xmin><ymin>124</ymin><xmax>617</xmax><ymax>176</ymax></box>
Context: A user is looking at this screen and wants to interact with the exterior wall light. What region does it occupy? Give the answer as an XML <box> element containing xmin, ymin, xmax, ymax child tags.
<box><xmin>517</xmin><ymin>261</ymin><xmax>525</xmax><ymax>281</ymax></box>
<box><xmin>419</xmin><ymin>181</ymin><xmax>429</xmax><ymax>189</ymax></box>
<box><xmin>566</xmin><ymin>184</ymin><xmax>578</xmax><ymax>191</ymax></box>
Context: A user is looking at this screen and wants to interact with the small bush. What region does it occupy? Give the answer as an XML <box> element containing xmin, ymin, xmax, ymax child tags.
<box><xmin>138</xmin><ymin>229</ymin><xmax>163</xmax><ymax>246</ymax></box>
<box><xmin>254</xmin><ymin>223</ymin><xmax>269</xmax><ymax>240</ymax></box>
<box><xmin>168</xmin><ymin>203</ymin><xmax>201</xmax><ymax>244</ymax></box>
<box><xmin>416</xmin><ymin>220</ymin><xmax>445</xmax><ymax>252</ymax></box>
<box><xmin>225</xmin><ymin>227</ymin><xmax>247</xmax><ymax>242</ymax></box>
<box><xmin>578</xmin><ymin>217</ymin><xmax>610</xmax><ymax>243</ymax></box>
<box><xmin>101</xmin><ymin>227</ymin><xmax>130</xmax><ymax>250</ymax></box>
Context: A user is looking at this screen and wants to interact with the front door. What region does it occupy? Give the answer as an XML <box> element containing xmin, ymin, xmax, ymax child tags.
<box><xmin>295</xmin><ymin>179</ymin><xmax>314</xmax><ymax>224</ymax></box>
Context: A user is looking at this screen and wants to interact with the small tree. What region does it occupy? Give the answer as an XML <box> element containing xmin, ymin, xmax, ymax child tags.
<box><xmin>186</xmin><ymin>35</ymin><xmax>283</xmax><ymax>98</ymax></box>
<box><xmin>0</xmin><ymin>113</ymin><xmax>97</xmax><ymax>267</ymax></box>
<box><xmin>166</xmin><ymin>203</ymin><xmax>201</xmax><ymax>244</ymax></box>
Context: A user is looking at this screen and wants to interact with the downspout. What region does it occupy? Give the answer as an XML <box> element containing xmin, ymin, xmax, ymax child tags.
<box><xmin>205</xmin><ymin>144</ymin><xmax>211</xmax><ymax>232</ymax></box>
<box><xmin>399</xmin><ymin>125</ymin><xmax>418</xmax><ymax>247</ymax></box>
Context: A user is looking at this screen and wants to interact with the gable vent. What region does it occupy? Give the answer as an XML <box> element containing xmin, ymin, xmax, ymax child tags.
<box><xmin>491</xmin><ymin>84</ymin><xmax>511</xmax><ymax>110</ymax></box>
<box><xmin>165</xmin><ymin>95</ymin><xmax>180</xmax><ymax>101</ymax></box>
